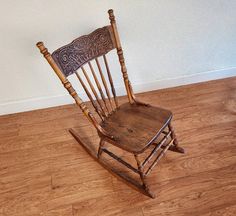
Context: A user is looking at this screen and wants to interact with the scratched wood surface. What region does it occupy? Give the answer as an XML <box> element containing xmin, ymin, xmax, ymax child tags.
<box><xmin>0</xmin><ymin>77</ymin><xmax>235</xmax><ymax>216</ymax></box>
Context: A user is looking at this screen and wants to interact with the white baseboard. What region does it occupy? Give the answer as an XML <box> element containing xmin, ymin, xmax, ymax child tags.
<box><xmin>1</xmin><ymin>67</ymin><xmax>235</xmax><ymax>116</ymax></box>
<box><xmin>132</xmin><ymin>67</ymin><xmax>236</xmax><ymax>93</ymax></box>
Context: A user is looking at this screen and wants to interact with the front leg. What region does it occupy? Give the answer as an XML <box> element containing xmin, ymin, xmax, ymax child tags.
<box><xmin>97</xmin><ymin>138</ymin><xmax>105</xmax><ymax>159</ymax></box>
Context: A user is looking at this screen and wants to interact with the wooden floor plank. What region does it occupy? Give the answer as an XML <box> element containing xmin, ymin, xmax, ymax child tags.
<box><xmin>72</xmin><ymin>192</ymin><xmax>144</xmax><ymax>216</ymax></box>
<box><xmin>0</xmin><ymin>77</ymin><xmax>235</xmax><ymax>215</ymax></box>
<box><xmin>201</xmin><ymin>204</ymin><xmax>236</xmax><ymax>216</ymax></box>
<box><xmin>142</xmin><ymin>183</ymin><xmax>236</xmax><ymax>216</ymax></box>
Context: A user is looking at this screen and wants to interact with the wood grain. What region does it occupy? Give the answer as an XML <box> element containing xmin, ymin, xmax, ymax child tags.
<box><xmin>0</xmin><ymin>77</ymin><xmax>235</xmax><ymax>215</ymax></box>
<box><xmin>101</xmin><ymin>102</ymin><xmax>172</xmax><ymax>153</ymax></box>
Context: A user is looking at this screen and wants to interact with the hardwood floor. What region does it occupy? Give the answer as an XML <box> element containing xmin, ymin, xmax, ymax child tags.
<box><xmin>0</xmin><ymin>77</ymin><xmax>235</xmax><ymax>216</ymax></box>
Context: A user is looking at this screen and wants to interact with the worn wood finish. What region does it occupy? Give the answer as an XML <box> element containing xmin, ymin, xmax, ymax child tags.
<box><xmin>36</xmin><ymin>9</ymin><xmax>185</xmax><ymax>197</ymax></box>
<box><xmin>0</xmin><ymin>78</ymin><xmax>236</xmax><ymax>215</ymax></box>
<box><xmin>100</xmin><ymin>103</ymin><xmax>172</xmax><ymax>153</ymax></box>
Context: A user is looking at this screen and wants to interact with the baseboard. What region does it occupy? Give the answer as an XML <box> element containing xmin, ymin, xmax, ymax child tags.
<box><xmin>132</xmin><ymin>67</ymin><xmax>236</xmax><ymax>93</ymax></box>
<box><xmin>1</xmin><ymin>67</ymin><xmax>235</xmax><ymax>115</ymax></box>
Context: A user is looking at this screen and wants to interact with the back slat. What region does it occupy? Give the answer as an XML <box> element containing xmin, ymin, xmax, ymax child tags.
<box><xmin>81</xmin><ymin>66</ymin><xmax>107</xmax><ymax>117</ymax></box>
<box><xmin>75</xmin><ymin>71</ymin><xmax>104</xmax><ymax>121</ymax></box>
<box><xmin>88</xmin><ymin>61</ymin><xmax>110</xmax><ymax>114</ymax></box>
<box><xmin>95</xmin><ymin>58</ymin><xmax>114</xmax><ymax>111</ymax></box>
<box><xmin>103</xmin><ymin>55</ymin><xmax>119</xmax><ymax>108</ymax></box>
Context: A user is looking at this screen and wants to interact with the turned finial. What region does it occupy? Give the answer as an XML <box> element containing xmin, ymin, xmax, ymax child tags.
<box><xmin>108</xmin><ymin>9</ymin><xmax>115</xmax><ymax>22</ymax></box>
<box><xmin>36</xmin><ymin>41</ymin><xmax>50</xmax><ymax>57</ymax></box>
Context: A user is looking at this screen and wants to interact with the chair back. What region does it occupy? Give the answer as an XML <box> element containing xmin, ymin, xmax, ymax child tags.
<box><xmin>36</xmin><ymin>9</ymin><xmax>134</xmax><ymax>136</ymax></box>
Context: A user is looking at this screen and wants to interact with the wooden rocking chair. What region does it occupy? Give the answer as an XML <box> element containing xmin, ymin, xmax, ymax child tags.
<box><xmin>36</xmin><ymin>9</ymin><xmax>184</xmax><ymax>198</ymax></box>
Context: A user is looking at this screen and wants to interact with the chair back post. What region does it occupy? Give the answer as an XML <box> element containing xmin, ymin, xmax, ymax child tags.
<box><xmin>108</xmin><ymin>9</ymin><xmax>134</xmax><ymax>104</ymax></box>
<box><xmin>36</xmin><ymin>42</ymin><xmax>103</xmax><ymax>132</ymax></box>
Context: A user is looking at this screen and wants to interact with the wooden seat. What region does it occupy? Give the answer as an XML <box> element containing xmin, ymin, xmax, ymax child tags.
<box><xmin>101</xmin><ymin>103</ymin><xmax>172</xmax><ymax>153</ymax></box>
<box><xmin>36</xmin><ymin>9</ymin><xmax>185</xmax><ymax>198</ymax></box>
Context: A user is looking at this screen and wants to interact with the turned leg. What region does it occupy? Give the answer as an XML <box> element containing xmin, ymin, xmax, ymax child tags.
<box><xmin>168</xmin><ymin>122</ymin><xmax>185</xmax><ymax>154</ymax></box>
<box><xmin>134</xmin><ymin>154</ymin><xmax>155</xmax><ymax>198</ymax></box>
<box><xmin>97</xmin><ymin>138</ymin><xmax>105</xmax><ymax>159</ymax></box>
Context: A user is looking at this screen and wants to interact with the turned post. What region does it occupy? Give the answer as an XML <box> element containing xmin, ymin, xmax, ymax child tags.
<box><xmin>108</xmin><ymin>9</ymin><xmax>133</xmax><ymax>103</ymax></box>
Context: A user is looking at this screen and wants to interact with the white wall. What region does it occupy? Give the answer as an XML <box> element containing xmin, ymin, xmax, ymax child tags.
<box><xmin>0</xmin><ymin>0</ymin><xmax>236</xmax><ymax>115</ymax></box>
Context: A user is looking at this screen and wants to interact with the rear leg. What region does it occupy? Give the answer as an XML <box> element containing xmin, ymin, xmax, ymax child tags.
<box><xmin>168</xmin><ymin>122</ymin><xmax>185</xmax><ymax>154</ymax></box>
